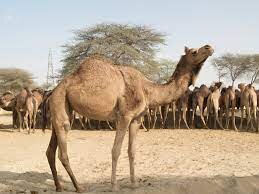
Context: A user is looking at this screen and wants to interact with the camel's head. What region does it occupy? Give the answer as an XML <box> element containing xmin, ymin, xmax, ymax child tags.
<box><xmin>32</xmin><ymin>87</ymin><xmax>45</xmax><ymax>96</ymax></box>
<box><xmin>183</xmin><ymin>44</ymin><xmax>214</xmax><ymax>86</ymax></box>
<box><xmin>0</xmin><ymin>91</ymin><xmax>14</xmax><ymax>107</ymax></box>
<box><xmin>238</xmin><ymin>83</ymin><xmax>246</xmax><ymax>91</ymax></box>
<box><xmin>199</xmin><ymin>84</ymin><xmax>210</xmax><ymax>97</ymax></box>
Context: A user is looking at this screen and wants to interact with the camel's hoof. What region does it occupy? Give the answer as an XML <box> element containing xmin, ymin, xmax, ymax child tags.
<box><xmin>111</xmin><ymin>184</ymin><xmax>120</xmax><ymax>192</ymax></box>
<box><xmin>76</xmin><ymin>187</ymin><xmax>85</xmax><ymax>193</ymax></box>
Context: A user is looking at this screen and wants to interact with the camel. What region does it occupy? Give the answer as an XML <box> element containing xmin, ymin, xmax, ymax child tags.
<box><xmin>206</xmin><ymin>82</ymin><xmax>224</xmax><ymax>129</ymax></box>
<box><xmin>176</xmin><ymin>88</ymin><xmax>192</xmax><ymax>129</ymax></box>
<box><xmin>238</xmin><ymin>83</ymin><xmax>258</xmax><ymax>131</ymax></box>
<box><xmin>191</xmin><ymin>84</ymin><xmax>210</xmax><ymax>128</ymax></box>
<box><xmin>31</xmin><ymin>88</ymin><xmax>44</xmax><ymax>130</ymax></box>
<box><xmin>15</xmin><ymin>87</ymin><xmax>36</xmax><ymax>133</ymax></box>
<box><xmin>0</xmin><ymin>91</ymin><xmax>18</xmax><ymax>128</ymax></box>
<box><xmin>219</xmin><ymin>86</ymin><xmax>237</xmax><ymax>131</ymax></box>
<box><xmin>46</xmin><ymin>44</ymin><xmax>213</xmax><ymax>192</ymax></box>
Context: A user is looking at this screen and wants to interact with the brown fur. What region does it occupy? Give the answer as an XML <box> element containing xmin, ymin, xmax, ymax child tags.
<box><xmin>191</xmin><ymin>84</ymin><xmax>210</xmax><ymax>128</ymax></box>
<box><xmin>47</xmin><ymin>45</ymin><xmax>213</xmax><ymax>192</ymax></box>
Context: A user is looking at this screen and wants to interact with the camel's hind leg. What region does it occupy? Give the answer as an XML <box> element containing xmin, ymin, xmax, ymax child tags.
<box><xmin>46</xmin><ymin>130</ymin><xmax>62</xmax><ymax>191</ymax></box>
<box><xmin>182</xmin><ymin>107</ymin><xmax>190</xmax><ymax>129</ymax></box>
<box><xmin>54</xmin><ymin>120</ymin><xmax>83</xmax><ymax>192</ymax></box>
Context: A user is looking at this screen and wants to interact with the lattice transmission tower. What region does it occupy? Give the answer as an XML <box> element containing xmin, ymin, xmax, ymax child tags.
<box><xmin>46</xmin><ymin>49</ymin><xmax>55</xmax><ymax>86</ymax></box>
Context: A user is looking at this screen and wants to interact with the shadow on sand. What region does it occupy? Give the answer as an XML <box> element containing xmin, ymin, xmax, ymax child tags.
<box><xmin>0</xmin><ymin>171</ymin><xmax>259</xmax><ymax>194</ymax></box>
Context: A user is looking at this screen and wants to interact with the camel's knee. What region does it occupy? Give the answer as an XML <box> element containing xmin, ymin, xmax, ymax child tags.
<box><xmin>46</xmin><ymin>147</ymin><xmax>55</xmax><ymax>161</ymax></box>
<box><xmin>128</xmin><ymin>147</ymin><xmax>136</xmax><ymax>160</ymax></box>
<box><xmin>58</xmin><ymin>151</ymin><xmax>70</xmax><ymax>166</ymax></box>
<box><xmin>112</xmin><ymin>148</ymin><xmax>121</xmax><ymax>161</ymax></box>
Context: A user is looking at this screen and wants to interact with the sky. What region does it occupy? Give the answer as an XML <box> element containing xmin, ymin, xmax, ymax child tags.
<box><xmin>0</xmin><ymin>0</ymin><xmax>259</xmax><ymax>86</ymax></box>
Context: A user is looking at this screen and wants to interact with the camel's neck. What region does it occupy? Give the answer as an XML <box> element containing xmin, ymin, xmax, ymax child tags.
<box><xmin>145</xmin><ymin>57</ymin><xmax>193</xmax><ymax>107</ymax></box>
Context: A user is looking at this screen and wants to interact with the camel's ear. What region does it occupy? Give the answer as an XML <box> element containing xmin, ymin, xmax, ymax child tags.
<box><xmin>184</xmin><ymin>46</ymin><xmax>189</xmax><ymax>54</ymax></box>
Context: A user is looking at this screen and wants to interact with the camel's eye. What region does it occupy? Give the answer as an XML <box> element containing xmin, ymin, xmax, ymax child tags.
<box><xmin>191</xmin><ymin>50</ymin><xmax>198</xmax><ymax>55</ymax></box>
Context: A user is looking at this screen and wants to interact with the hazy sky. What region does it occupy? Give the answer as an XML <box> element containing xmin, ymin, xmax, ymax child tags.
<box><xmin>0</xmin><ymin>0</ymin><xmax>259</xmax><ymax>86</ymax></box>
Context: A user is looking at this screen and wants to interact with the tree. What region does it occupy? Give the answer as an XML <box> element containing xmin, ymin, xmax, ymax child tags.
<box><xmin>247</xmin><ymin>54</ymin><xmax>259</xmax><ymax>84</ymax></box>
<box><xmin>151</xmin><ymin>58</ymin><xmax>176</xmax><ymax>83</ymax></box>
<box><xmin>60</xmin><ymin>23</ymin><xmax>166</xmax><ymax>79</ymax></box>
<box><xmin>0</xmin><ymin>68</ymin><xmax>35</xmax><ymax>94</ymax></box>
<box><xmin>211</xmin><ymin>58</ymin><xmax>228</xmax><ymax>82</ymax></box>
<box><xmin>211</xmin><ymin>53</ymin><xmax>251</xmax><ymax>86</ymax></box>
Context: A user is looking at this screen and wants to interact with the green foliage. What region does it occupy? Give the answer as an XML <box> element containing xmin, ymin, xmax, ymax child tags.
<box><xmin>211</xmin><ymin>53</ymin><xmax>251</xmax><ymax>86</ymax></box>
<box><xmin>60</xmin><ymin>23</ymin><xmax>166</xmax><ymax>78</ymax></box>
<box><xmin>0</xmin><ymin>68</ymin><xmax>35</xmax><ymax>94</ymax></box>
<box><xmin>247</xmin><ymin>54</ymin><xmax>259</xmax><ymax>84</ymax></box>
<box><xmin>151</xmin><ymin>58</ymin><xmax>177</xmax><ymax>83</ymax></box>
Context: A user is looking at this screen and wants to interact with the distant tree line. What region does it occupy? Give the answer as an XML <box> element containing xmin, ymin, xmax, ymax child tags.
<box><xmin>0</xmin><ymin>68</ymin><xmax>35</xmax><ymax>94</ymax></box>
<box><xmin>1</xmin><ymin>23</ymin><xmax>259</xmax><ymax>95</ymax></box>
<box><xmin>212</xmin><ymin>53</ymin><xmax>259</xmax><ymax>86</ymax></box>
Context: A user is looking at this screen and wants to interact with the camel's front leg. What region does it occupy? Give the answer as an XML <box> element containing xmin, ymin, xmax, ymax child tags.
<box><xmin>128</xmin><ymin>118</ymin><xmax>141</xmax><ymax>187</ymax></box>
<box><xmin>231</xmin><ymin>105</ymin><xmax>237</xmax><ymax>131</ymax></box>
<box><xmin>198</xmin><ymin>101</ymin><xmax>208</xmax><ymax>129</ymax></box>
<box><xmin>111</xmin><ymin>116</ymin><xmax>130</xmax><ymax>191</ymax></box>
<box><xmin>239</xmin><ymin>106</ymin><xmax>244</xmax><ymax>130</ymax></box>
<box><xmin>182</xmin><ymin>107</ymin><xmax>190</xmax><ymax>129</ymax></box>
<box><xmin>172</xmin><ymin>102</ymin><xmax>176</xmax><ymax>128</ymax></box>
<box><xmin>17</xmin><ymin>110</ymin><xmax>23</xmax><ymax>132</ymax></box>
<box><xmin>24</xmin><ymin>111</ymin><xmax>29</xmax><ymax>131</ymax></box>
<box><xmin>163</xmin><ymin>104</ymin><xmax>170</xmax><ymax>128</ymax></box>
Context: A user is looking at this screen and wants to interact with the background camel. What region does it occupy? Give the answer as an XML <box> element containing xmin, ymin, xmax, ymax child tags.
<box><xmin>206</xmin><ymin>82</ymin><xmax>224</xmax><ymax>129</ymax></box>
<box><xmin>191</xmin><ymin>84</ymin><xmax>210</xmax><ymax>128</ymax></box>
<box><xmin>46</xmin><ymin>44</ymin><xmax>213</xmax><ymax>192</ymax></box>
<box><xmin>219</xmin><ymin>86</ymin><xmax>237</xmax><ymax>131</ymax></box>
<box><xmin>15</xmin><ymin>88</ymin><xmax>36</xmax><ymax>133</ymax></box>
<box><xmin>31</xmin><ymin>88</ymin><xmax>44</xmax><ymax>130</ymax></box>
<box><xmin>177</xmin><ymin>88</ymin><xmax>192</xmax><ymax>129</ymax></box>
<box><xmin>0</xmin><ymin>91</ymin><xmax>18</xmax><ymax>128</ymax></box>
<box><xmin>238</xmin><ymin>83</ymin><xmax>258</xmax><ymax>131</ymax></box>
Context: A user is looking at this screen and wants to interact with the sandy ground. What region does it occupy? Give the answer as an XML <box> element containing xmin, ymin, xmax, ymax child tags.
<box><xmin>0</xmin><ymin>115</ymin><xmax>259</xmax><ymax>194</ymax></box>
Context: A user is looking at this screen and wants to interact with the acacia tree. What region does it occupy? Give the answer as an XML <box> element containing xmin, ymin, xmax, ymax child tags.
<box><xmin>211</xmin><ymin>53</ymin><xmax>250</xmax><ymax>86</ymax></box>
<box><xmin>61</xmin><ymin>23</ymin><xmax>166</xmax><ymax>79</ymax></box>
<box><xmin>247</xmin><ymin>54</ymin><xmax>259</xmax><ymax>84</ymax></box>
<box><xmin>211</xmin><ymin>58</ymin><xmax>228</xmax><ymax>82</ymax></box>
<box><xmin>0</xmin><ymin>68</ymin><xmax>35</xmax><ymax>94</ymax></box>
<box><xmin>151</xmin><ymin>58</ymin><xmax>176</xmax><ymax>83</ymax></box>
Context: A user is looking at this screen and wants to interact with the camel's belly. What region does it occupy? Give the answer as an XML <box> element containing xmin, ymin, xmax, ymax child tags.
<box><xmin>67</xmin><ymin>86</ymin><xmax>120</xmax><ymax>121</ymax></box>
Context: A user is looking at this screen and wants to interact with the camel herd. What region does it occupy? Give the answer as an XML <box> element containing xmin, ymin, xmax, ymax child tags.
<box><xmin>0</xmin><ymin>44</ymin><xmax>258</xmax><ymax>192</ymax></box>
<box><xmin>1</xmin><ymin>82</ymin><xmax>258</xmax><ymax>134</ymax></box>
<box><xmin>143</xmin><ymin>82</ymin><xmax>259</xmax><ymax>132</ymax></box>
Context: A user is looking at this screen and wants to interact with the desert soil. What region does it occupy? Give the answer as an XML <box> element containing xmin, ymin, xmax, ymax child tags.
<box><xmin>0</xmin><ymin>114</ymin><xmax>259</xmax><ymax>194</ymax></box>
